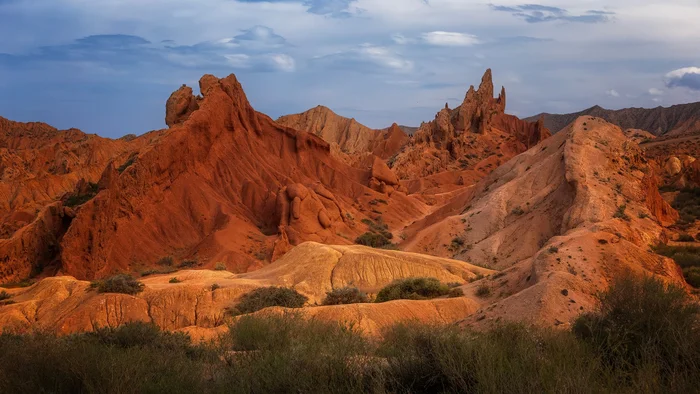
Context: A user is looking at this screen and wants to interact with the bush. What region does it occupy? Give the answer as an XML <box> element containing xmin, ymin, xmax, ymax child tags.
<box><xmin>378</xmin><ymin>322</ymin><xmax>602</xmax><ymax>393</ymax></box>
<box><xmin>214</xmin><ymin>262</ymin><xmax>227</xmax><ymax>271</ymax></box>
<box><xmin>156</xmin><ymin>256</ymin><xmax>174</xmax><ymax>266</ymax></box>
<box><xmin>0</xmin><ymin>290</ymin><xmax>10</xmax><ymax>301</ymax></box>
<box><xmin>355</xmin><ymin>232</ymin><xmax>392</xmax><ymax>248</ymax></box>
<box><xmin>178</xmin><ymin>259</ymin><xmax>198</xmax><ymax>269</ymax></box>
<box><xmin>211</xmin><ymin>283</ymin><xmax>221</xmax><ymax>291</ymax></box>
<box><xmin>322</xmin><ymin>287</ymin><xmax>369</xmax><ymax>305</ymax></box>
<box><xmin>653</xmin><ymin>244</ymin><xmax>700</xmax><ymax>268</ymax></box>
<box><xmin>235</xmin><ymin>287</ymin><xmax>308</xmax><ymax>315</ymax></box>
<box><xmin>475</xmin><ymin>284</ymin><xmax>491</xmax><ymax>298</ymax></box>
<box><xmin>169</xmin><ymin>278</ymin><xmax>181</xmax><ymax>284</ymax></box>
<box><xmin>140</xmin><ymin>268</ymin><xmax>176</xmax><ymax>277</ymax></box>
<box><xmin>375</xmin><ymin>278</ymin><xmax>453</xmax><ymax>303</ymax></box>
<box><xmin>219</xmin><ymin>314</ymin><xmax>382</xmax><ymax>393</ymax></box>
<box><xmin>573</xmin><ymin>273</ymin><xmax>700</xmax><ymax>386</ymax></box>
<box><xmin>0</xmin><ymin>323</ymin><xmax>209</xmax><ymax>393</ymax></box>
<box><xmin>678</xmin><ymin>234</ymin><xmax>696</xmax><ymax>242</ymax></box>
<box><xmin>684</xmin><ymin>267</ymin><xmax>700</xmax><ymax>288</ymax></box>
<box><xmin>90</xmin><ymin>275</ymin><xmax>144</xmax><ymax>295</ymax></box>
<box><xmin>613</xmin><ymin>205</ymin><xmax>630</xmax><ymax>221</ymax></box>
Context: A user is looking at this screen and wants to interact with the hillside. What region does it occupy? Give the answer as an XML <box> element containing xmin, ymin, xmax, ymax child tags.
<box><xmin>527</xmin><ymin>102</ymin><xmax>700</xmax><ymax>136</ymax></box>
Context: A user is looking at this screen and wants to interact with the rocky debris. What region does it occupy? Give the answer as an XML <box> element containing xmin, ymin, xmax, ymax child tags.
<box><xmin>665</xmin><ymin>156</ymin><xmax>682</xmax><ymax>176</ymax></box>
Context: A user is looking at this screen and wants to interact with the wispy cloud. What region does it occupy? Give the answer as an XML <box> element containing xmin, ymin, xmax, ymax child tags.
<box><xmin>420</xmin><ymin>31</ymin><xmax>479</xmax><ymax>46</ymax></box>
<box><xmin>490</xmin><ymin>4</ymin><xmax>614</xmax><ymax>23</ymax></box>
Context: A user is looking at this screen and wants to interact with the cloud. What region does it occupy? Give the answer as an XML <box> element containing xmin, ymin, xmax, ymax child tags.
<box><xmin>606</xmin><ymin>89</ymin><xmax>620</xmax><ymax>97</ymax></box>
<box><xmin>648</xmin><ymin>88</ymin><xmax>664</xmax><ymax>96</ymax></box>
<box><xmin>312</xmin><ymin>44</ymin><xmax>413</xmax><ymax>72</ymax></box>
<box><xmin>420</xmin><ymin>31</ymin><xmax>479</xmax><ymax>46</ymax></box>
<box><xmin>236</xmin><ymin>0</ymin><xmax>357</xmax><ymax>17</ymax></box>
<box><xmin>490</xmin><ymin>4</ymin><xmax>614</xmax><ymax>23</ymax></box>
<box><xmin>665</xmin><ymin>67</ymin><xmax>700</xmax><ymax>91</ymax></box>
<box><xmin>0</xmin><ymin>27</ymin><xmax>296</xmax><ymax>73</ymax></box>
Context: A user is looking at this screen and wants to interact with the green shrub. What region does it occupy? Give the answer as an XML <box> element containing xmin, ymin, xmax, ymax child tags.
<box><xmin>548</xmin><ymin>246</ymin><xmax>559</xmax><ymax>253</ymax></box>
<box><xmin>0</xmin><ymin>290</ymin><xmax>10</xmax><ymax>301</ymax></box>
<box><xmin>214</xmin><ymin>262</ymin><xmax>227</xmax><ymax>271</ymax></box>
<box><xmin>378</xmin><ymin>322</ymin><xmax>603</xmax><ymax>393</ymax></box>
<box><xmin>178</xmin><ymin>259</ymin><xmax>198</xmax><ymax>269</ymax></box>
<box><xmin>235</xmin><ymin>287</ymin><xmax>308</xmax><ymax>315</ymax></box>
<box><xmin>653</xmin><ymin>244</ymin><xmax>700</xmax><ymax>268</ymax></box>
<box><xmin>169</xmin><ymin>278</ymin><xmax>181</xmax><ymax>284</ymax></box>
<box><xmin>140</xmin><ymin>268</ymin><xmax>176</xmax><ymax>277</ymax></box>
<box><xmin>322</xmin><ymin>287</ymin><xmax>369</xmax><ymax>305</ymax></box>
<box><xmin>0</xmin><ymin>323</ymin><xmax>209</xmax><ymax>393</ymax></box>
<box><xmin>450</xmin><ymin>237</ymin><xmax>465</xmax><ymax>251</ymax></box>
<box><xmin>355</xmin><ymin>232</ymin><xmax>391</xmax><ymax>248</ymax></box>
<box><xmin>117</xmin><ymin>156</ymin><xmax>136</xmax><ymax>173</ymax></box>
<box><xmin>63</xmin><ymin>182</ymin><xmax>99</xmax><ymax>208</ymax></box>
<box><xmin>573</xmin><ymin>273</ymin><xmax>700</xmax><ymax>386</ymax></box>
<box><xmin>613</xmin><ymin>204</ymin><xmax>630</xmax><ymax>221</ymax></box>
<box><xmin>375</xmin><ymin>277</ymin><xmax>453</xmax><ymax>303</ymax></box>
<box><xmin>156</xmin><ymin>256</ymin><xmax>174</xmax><ymax>266</ymax></box>
<box><xmin>219</xmin><ymin>314</ymin><xmax>382</xmax><ymax>393</ymax></box>
<box><xmin>90</xmin><ymin>275</ymin><xmax>144</xmax><ymax>295</ymax></box>
<box><xmin>475</xmin><ymin>284</ymin><xmax>491</xmax><ymax>298</ymax></box>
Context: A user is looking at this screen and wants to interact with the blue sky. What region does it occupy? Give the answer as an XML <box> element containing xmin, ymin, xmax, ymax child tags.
<box><xmin>0</xmin><ymin>0</ymin><xmax>699</xmax><ymax>137</ymax></box>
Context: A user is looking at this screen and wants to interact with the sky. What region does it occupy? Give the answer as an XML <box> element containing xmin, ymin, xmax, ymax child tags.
<box><xmin>0</xmin><ymin>0</ymin><xmax>699</xmax><ymax>138</ymax></box>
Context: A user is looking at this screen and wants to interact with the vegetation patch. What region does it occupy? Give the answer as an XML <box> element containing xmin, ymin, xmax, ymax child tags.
<box><xmin>90</xmin><ymin>274</ymin><xmax>145</xmax><ymax>295</ymax></box>
<box><xmin>234</xmin><ymin>287</ymin><xmax>308</xmax><ymax>315</ymax></box>
<box><xmin>2</xmin><ymin>274</ymin><xmax>700</xmax><ymax>393</ymax></box>
<box><xmin>322</xmin><ymin>287</ymin><xmax>369</xmax><ymax>305</ymax></box>
<box><xmin>64</xmin><ymin>182</ymin><xmax>99</xmax><ymax>208</ymax></box>
<box><xmin>375</xmin><ymin>277</ymin><xmax>456</xmax><ymax>303</ymax></box>
<box><xmin>671</xmin><ymin>187</ymin><xmax>700</xmax><ymax>229</ymax></box>
<box><xmin>613</xmin><ymin>204</ymin><xmax>630</xmax><ymax>221</ymax></box>
<box><xmin>653</xmin><ymin>244</ymin><xmax>700</xmax><ymax>288</ymax></box>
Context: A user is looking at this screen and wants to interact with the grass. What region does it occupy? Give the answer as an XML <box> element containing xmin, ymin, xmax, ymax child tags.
<box><xmin>322</xmin><ymin>287</ymin><xmax>370</xmax><ymax>305</ymax></box>
<box><xmin>90</xmin><ymin>274</ymin><xmax>145</xmax><ymax>295</ymax></box>
<box><xmin>2</xmin><ymin>274</ymin><xmax>700</xmax><ymax>393</ymax></box>
<box><xmin>234</xmin><ymin>287</ymin><xmax>308</xmax><ymax>315</ymax></box>
<box><xmin>375</xmin><ymin>277</ymin><xmax>457</xmax><ymax>303</ymax></box>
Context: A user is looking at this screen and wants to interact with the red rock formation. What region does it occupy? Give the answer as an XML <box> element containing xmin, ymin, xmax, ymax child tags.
<box><xmin>392</xmin><ymin>69</ymin><xmax>550</xmax><ymax>181</ymax></box>
<box><xmin>165</xmin><ymin>85</ymin><xmax>200</xmax><ymax>127</ymax></box>
<box><xmin>57</xmin><ymin>74</ymin><xmax>421</xmax><ymax>280</ymax></box>
<box><xmin>276</xmin><ymin>106</ymin><xmax>408</xmax><ymax>162</ymax></box>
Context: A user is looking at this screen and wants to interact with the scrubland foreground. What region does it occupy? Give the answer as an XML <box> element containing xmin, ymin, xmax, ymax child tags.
<box><xmin>1</xmin><ymin>274</ymin><xmax>699</xmax><ymax>394</ymax></box>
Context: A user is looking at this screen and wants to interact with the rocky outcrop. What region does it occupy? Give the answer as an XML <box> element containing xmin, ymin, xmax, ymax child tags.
<box><xmin>277</xmin><ymin>106</ymin><xmax>408</xmax><ymax>162</ymax></box>
<box><xmin>392</xmin><ymin>69</ymin><xmax>550</xmax><ymax>181</ymax></box>
<box><xmin>405</xmin><ymin>116</ymin><xmax>685</xmax><ymax>327</ymax></box>
<box><xmin>165</xmin><ymin>85</ymin><xmax>200</xmax><ymax>127</ymax></box>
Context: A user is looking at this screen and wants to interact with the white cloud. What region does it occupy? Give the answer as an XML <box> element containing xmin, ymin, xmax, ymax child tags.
<box><xmin>421</xmin><ymin>31</ymin><xmax>479</xmax><ymax>46</ymax></box>
<box><xmin>270</xmin><ymin>54</ymin><xmax>296</xmax><ymax>72</ymax></box>
<box><xmin>648</xmin><ymin>88</ymin><xmax>664</xmax><ymax>96</ymax></box>
<box><xmin>358</xmin><ymin>44</ymin><xmax>413</xmax><ymax>70</ymax></box>
<box><xmin>606</xmin><ymin>89</ymin><xmax>620</xmax><ymax>97</ymax></box>
<box><xmin>665</xmin><ymin>67</ymin><xmax>700</xmax><ymax>90</ymax></box>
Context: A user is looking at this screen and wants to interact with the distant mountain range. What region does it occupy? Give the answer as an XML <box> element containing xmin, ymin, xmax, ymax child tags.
<box><xmin>525</xmin><ymin>102</ymin><xmax>700</xmax><ymax>136</ymax></box>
